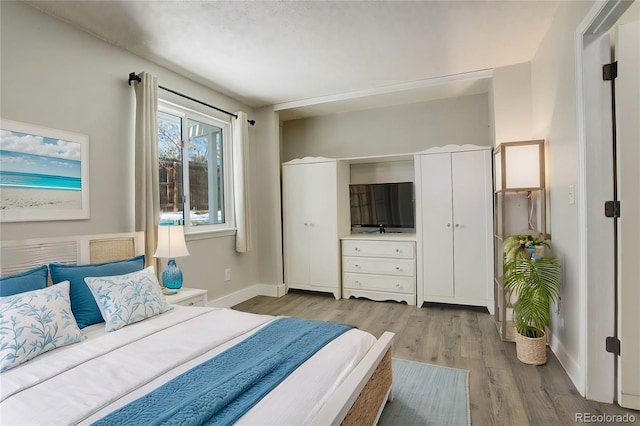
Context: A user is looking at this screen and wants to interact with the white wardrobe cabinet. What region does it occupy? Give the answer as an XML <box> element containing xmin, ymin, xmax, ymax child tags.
<box><xmin>282</xmin><ymin>158</ymin><xmax>350</xmax><ymax>300</ymax></box>
<box><xmin>416</xmin><ymin>146</ymin><xmax>493</xmax><ymax>310</ymax></box>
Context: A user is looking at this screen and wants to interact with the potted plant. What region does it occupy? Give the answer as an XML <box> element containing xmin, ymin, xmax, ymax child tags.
<box><xmin>503</xmin><ymin>234</ymin><xmax>561</xmax><ymax>365</ymax></box>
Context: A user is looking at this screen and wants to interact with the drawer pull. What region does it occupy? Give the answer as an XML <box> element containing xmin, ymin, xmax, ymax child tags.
<box><xmin>189</xmin><ymin>302</ymin><xmax>195</xmax><ymax>306</ymax></box>
<box><xmin>355</xmin><ymin>247</ymin><xmax>360</xmax><ymax>252</ymax></box>
<box><xmin>395</xmin><ymin>266</ymin><xmax>400</xmax><ymax>270</ymax></box>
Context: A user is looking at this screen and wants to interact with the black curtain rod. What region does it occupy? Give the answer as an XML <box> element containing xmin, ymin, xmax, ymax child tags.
<box><xmin>128</xmin><ymin>73</ymin><xmax>255</xmax><ymax>126</ymax></box>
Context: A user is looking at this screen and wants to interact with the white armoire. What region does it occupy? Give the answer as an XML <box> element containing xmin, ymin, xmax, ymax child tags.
<box><xmin>415</xmin><ymin>145</ymin><xmax>494</xmax><ymax>311</ymax></box>
<box><xmin>282</xmin><ymin>157</ymin><xmax>350</xmax><ymax>299</ymax></box>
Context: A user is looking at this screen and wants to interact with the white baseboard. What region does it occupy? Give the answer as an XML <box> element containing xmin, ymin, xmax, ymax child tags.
<box><xmin>208</xmin><ymin>283</ymin><xmax>286</xmax><ymax>308</ymax></box>
<box><xmin>549</xmin><ymin>331</ymin><xmax>585</xmax><ymax>397</ymax></box>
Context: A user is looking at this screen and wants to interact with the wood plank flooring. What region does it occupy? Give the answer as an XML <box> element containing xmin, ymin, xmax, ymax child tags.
<box><xmin>233</xmin><ymin>291</ymin><xmax>639</xmax><ymax>425</ymax></box>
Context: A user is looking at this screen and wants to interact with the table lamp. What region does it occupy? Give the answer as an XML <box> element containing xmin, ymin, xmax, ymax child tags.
<box><xmin>154</xmin><ymin>225</ymin><xmax>190</xmax><ymax>293</ymax></box>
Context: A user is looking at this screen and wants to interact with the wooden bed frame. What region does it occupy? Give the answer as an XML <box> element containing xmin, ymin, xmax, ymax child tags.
<box><xmin>0</xmin><ymin>231</ymin><xmax>394</xmax><ymax>425</ymax></box>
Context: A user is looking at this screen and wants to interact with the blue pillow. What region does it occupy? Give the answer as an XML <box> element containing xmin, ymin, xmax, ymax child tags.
<box><xmin>49</xmin><ymin>255</ymin><xmax>145</xmax><ymax>329</ymax></box>
<box><xmin>0</xmin><ymin>265</ymin><xmax>48</xmax><ymax>297</ymax></box>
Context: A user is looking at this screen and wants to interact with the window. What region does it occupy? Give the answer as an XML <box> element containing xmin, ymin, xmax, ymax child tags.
<box><xmin>157</xmin><ymin>101</ymin><xmax>233</xmax><ymax>234</ymax></box>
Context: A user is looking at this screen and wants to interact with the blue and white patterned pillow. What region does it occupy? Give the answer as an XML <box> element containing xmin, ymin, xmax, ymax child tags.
<box><xmin>0</xmin><ymin>281</ymin><xmax>84</xmax><ymax>372</ymax></box>
<box><xmin>84</xmin><ymin>267</ymin><xmax>173</xmax><ymax>332</ymax></box>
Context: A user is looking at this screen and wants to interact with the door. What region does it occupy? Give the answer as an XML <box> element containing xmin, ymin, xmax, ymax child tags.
<box><xmin>283</xmin><ymin>164</ymin><xmax>310</xmax><ymax>287</ymax></box>
<box><xmin>451</xmin><ymin>150</ymin><xmax>491</xmax><ymax>301</ymax></box>
<box><xmin>616</xmin><ymin>20</ymin><xmax>640</xmax><ymax>410</ymax></box>
<box><xmin>584</xmin><ymin>30</ymin><xmax>616</xmax><ymax>403</ymax></box>
<box><xmin>307</xmin><ymin>161</ymin><xmax>339</xmax><ymax>288</ymax></box>
<box><xmin>420</xmin><ymin>153</ymin><xmax>454</xmax><ymax>297</ymax></box>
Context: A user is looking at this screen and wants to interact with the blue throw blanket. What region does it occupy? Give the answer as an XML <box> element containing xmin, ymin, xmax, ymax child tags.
<box><xmin>93</xmin><ymin>317</ymin><xmax>354</xmax><ymax>426</ymax></box>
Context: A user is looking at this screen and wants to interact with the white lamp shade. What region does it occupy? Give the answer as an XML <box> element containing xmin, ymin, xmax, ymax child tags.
<box><xmin>494</xmin><ymin>141</ymin><xmax>544</xmax><ymax>190</ymax></box>
<box><xmin>503</xmin><ymin>143</ymin><xmax>542</xmax><ymax>189</ymax></box>
<box><xmin>154</xmin><ymin>225</ymin><xmax>190</xmax><ymax>258</ymax></box>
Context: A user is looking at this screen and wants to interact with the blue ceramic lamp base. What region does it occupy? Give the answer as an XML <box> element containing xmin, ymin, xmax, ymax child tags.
<box><xmin>162</xmin><ymin>259</ymin><xmax>183</xmax><ymax>294</ymax></box>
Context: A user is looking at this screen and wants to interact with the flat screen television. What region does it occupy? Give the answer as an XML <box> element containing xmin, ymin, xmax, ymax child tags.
<box><xmin>349</xmin><ymin>182</ymin><xmax>415</xmax><ymax>230</ymax></box>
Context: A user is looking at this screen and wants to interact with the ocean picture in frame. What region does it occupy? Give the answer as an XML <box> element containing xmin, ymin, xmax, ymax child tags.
<box><xmin>0</xmin><ymin>119</ymin><xmax>89</xmax><ymax>222</ymax></box>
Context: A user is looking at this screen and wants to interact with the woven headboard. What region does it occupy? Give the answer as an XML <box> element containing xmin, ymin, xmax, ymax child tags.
<box><xmin>0</xmin><ymin>232</ymin><xmax>145</xmax><ymax>278</ymax></box>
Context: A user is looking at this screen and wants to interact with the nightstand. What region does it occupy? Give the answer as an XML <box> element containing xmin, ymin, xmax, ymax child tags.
<box><xmin>164</xmin><ymin>288</ymin><xmax>208</xmax><ymax>307</ymax></box>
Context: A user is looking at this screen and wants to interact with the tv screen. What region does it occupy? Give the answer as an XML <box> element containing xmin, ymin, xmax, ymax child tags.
<box><xmin>349</xmin><ymin>182</ymin><xmax>415</xmax><ymax>229</ymax></box>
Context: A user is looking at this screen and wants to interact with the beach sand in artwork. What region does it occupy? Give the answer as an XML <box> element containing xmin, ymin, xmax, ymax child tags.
<box><xmin>0</xmin><ymin>187</ymin><xmax>82</xmax><ymax>210</ymax></box>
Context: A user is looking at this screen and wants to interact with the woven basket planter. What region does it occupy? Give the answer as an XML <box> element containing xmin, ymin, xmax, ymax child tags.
<box><xmin>515</xmin><ymin>331</ymin><xmax>547</xmax><ymax>365</ymax></box>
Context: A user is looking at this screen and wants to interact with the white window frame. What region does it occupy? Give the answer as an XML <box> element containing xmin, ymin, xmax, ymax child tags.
<box><xmin>158</xmin><ymin>100</ymin><xmax>235</xmax><ymax>238</ymax></box>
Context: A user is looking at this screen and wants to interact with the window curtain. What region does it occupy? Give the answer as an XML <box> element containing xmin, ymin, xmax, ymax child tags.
<box><xmin>232</xmin><ymin>112</ymin><xmax>252</xmax><ymax>253</ymax></box>
<box><xmin>132</xmin><ymin>72</ymin><xmax>160</xmax><ymax>266</ymax></box>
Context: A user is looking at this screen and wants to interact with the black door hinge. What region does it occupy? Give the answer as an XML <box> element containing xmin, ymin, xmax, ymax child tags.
<box><xmin>603</xmin><ymin>62</ymin><xmax>618</xmax><ymax>81</ymax></box>
<box><xmin>606</xmin><ymin>336</ymin><xmax>621</xmax><ymax>356</ymax></box>
<box><xmin>604</xmin><ymin>201</ymin><xmax>621</xmax><ymax>218</ymax></box>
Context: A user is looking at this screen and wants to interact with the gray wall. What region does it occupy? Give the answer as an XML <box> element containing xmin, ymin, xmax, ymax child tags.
<box><xmin>282</xmin><ymin>93</ymin><xmax>492</xmax><ymax>161</ymax></box>
<box><xmin>0</xmin><ymin>2</ymin><xmax>270</xmax><ymax>300</ymax></box>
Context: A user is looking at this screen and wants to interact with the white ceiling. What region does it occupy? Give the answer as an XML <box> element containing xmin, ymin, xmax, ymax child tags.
<box><xmin>26</xmin><ymin>0</ymin><xmax>561</xmax><ymax>120</ymax></box>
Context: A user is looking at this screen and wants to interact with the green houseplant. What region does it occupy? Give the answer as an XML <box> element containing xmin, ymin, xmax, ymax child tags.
<box><xmin>502</xmin><ymin>235</ymin><xmax>561</xmax><ymax>364</ymax></box>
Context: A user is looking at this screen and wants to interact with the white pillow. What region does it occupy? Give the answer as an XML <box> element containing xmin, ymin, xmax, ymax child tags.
<box><xmin>0</xmin><ymin>281</ymin><xmax>84</xmax><ymax>372</ymax></box>
<box><xmin>84</xmin><ymin>266</ymin><xmax>172</xmax><ymax>332</ymax></box>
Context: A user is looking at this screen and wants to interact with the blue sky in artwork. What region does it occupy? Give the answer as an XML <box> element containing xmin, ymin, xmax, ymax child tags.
<box><xmin>0</xmin><ymin>129</ymin><xmax>81</xmax><ymax>178</ymax></box>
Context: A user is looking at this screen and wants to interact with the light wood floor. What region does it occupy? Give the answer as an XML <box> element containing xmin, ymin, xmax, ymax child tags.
<box><xmin>233</xmin><ymin>290</ymin><xmax>639</xmax><ymax>426</ymax></box>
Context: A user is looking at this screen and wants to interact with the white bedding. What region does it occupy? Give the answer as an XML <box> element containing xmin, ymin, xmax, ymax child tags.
<box><xmin>0</xmin><ymin>306</ymin><xmax>376</xmax><ymax>425</ymax></box>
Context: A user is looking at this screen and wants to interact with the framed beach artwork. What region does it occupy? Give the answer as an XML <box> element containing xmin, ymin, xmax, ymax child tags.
<box><xmin>0</xmin><ymin>119</ymin><xmax>90</xmax><ymax>222</ymax></box>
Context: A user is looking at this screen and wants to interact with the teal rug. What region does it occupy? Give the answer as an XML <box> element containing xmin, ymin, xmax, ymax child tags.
<box><xmin>378</xmin><ymin>358</ymin><xmax>470</xmax><ymax>426</ymax></box>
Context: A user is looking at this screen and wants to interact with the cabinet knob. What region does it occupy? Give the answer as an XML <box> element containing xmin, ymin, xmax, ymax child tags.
<box><xmin>304</xmin><ymin>223</ymin><xmax>309</xmax><ymax>226</ymax></box>
<box><xmin>355</xmin><ymin>264</ymin><xmax>360</xmax><ymax>268</ymax></box>
<box><xmin>355</xmin><ymin>247</ymin><xmax>360</xmax><ymax>251</ymax></box>
<box><xmin>447</xmin><ymin>223</ymin><xmax>451</xmax><ymax>227</ymax></box>
<box><xmin>396</xmin><ymin>266</ymin><xmax>400</xmax><ymax>270</ymax></box>
<box><xmin>395</xmin><ymin>283</ymin><xmax>401</xmax><ymax>288</ymax></box>
<box><xmin>455</xmin><ymin>224</ymin><xmax>460</xmax><ymax>228</ymax></box>
<box><xmin>396</xmin><ymin>249</ymin><xmax>400</xmax><ymax>253</ymax></box>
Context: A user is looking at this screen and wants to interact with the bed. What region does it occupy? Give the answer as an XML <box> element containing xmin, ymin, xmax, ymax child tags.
<box><xmin>0</xmin><ymin>232</ymin><xmax>394</xmax><ymax>425</ymax></box>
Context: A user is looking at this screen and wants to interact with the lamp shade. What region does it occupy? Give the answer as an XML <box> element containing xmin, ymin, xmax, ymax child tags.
<box><xmin>154</xmin><ymin>225</ymin><xmax>190</xmax><ymax>258</ymax></box>
<box><xmin>495</xmin><ymin>140</ymin><xmax>544</xmax><ymax>190</ymax></box>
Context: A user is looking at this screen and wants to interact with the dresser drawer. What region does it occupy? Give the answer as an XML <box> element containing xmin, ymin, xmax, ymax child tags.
<box><xmin>342</xmin><ymin>240</ymin><xmax>415</xmax><ymax>259</ymax></box>
<box><xmin>165</xmin><ymin>288</ymin><xmax>208</xmax><ymax>307</ymax></box>
<box><xmin>343</xmin><ymin>256</ymin><xmax>415</xmax><ymax>277</ymax></box>
<box><xmin>343</xmin><ymin>273</ymin><xmax>415</xmax><ymax>294</ymax></box>
<box><xmin>176</xmin><ymin>294</ymin><xmax>207</xmax><ymax>307</ymax></box>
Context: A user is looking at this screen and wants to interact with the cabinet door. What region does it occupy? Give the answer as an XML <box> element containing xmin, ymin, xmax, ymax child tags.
<box><xmin>419</xmin><ymin>153</ymin><xmax>454</xmax><ymax>297</ymax></box>
<box><xmin>451</xmin><ymin>150</ymin><xmax>491</xmax><ymax>300</ymax></box>
<box><xmin>307</xmin><ymin>162</ymin><xmax>339</xmax><ymax>288</ymax></box>
<box><xmin>282</xmin><ymin>164</ymin><xmax>310</xmax><ymax>286</ymax></box>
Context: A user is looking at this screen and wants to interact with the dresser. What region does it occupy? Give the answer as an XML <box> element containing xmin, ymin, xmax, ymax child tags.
<box><xmin>341</xmin><ymin>235</ymin><xmax>417</xmax><ymax>305</ymax></box>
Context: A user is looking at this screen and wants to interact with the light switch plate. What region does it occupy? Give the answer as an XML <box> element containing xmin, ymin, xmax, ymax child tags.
<box><xmin>569</xmin><ymin>185</ymin><xmax>575</xmax><ymax>205</ymax></box>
